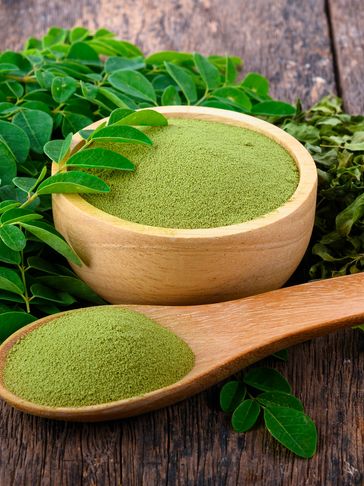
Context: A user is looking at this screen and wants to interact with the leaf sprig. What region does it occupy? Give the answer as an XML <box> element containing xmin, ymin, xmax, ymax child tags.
<box><xmin>220</xmin><ymin>368</ymin><xmax>317</xmax><ymax>458</ymax></box>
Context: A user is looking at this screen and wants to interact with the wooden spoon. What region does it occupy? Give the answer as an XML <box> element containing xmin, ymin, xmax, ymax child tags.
<box><xmin>0</xmin><ymin>273</ymin><xmax>363</xmax><ymax>422</ymax></box>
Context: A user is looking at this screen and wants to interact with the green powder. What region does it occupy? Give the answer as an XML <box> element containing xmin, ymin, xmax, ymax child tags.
<box><xmin>85</xmin><ymin>118</ymin><xmax>299</xmax><ymax>229</ymax></box>
<box><xmin>3</xmin><ymin>307</ymin><xmax>194</xmax><ymax>407</ymax></box>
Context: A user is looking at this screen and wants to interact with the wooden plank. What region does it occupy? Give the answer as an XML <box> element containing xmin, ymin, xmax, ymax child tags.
<box><xmin>328</xmin><ymin>0</ymin><xmax>364</xmax><ymax>113</ymax></box>
<box><xmin>0</xmin><ymin>0</ymin><xmax>335</xmax><ymax>106</ymax></box>
<box><xmin>0</xmin><ymin>1</ymin><xmax>362</xmax><ymax>485</ymax></box>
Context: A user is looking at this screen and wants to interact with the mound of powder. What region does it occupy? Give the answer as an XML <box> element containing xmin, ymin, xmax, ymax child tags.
<box><xmin>85</xmin><ymin>118</ymin><xmax>299</xmax><ymax>228</ymax></box>
<box><xmin>3</xmin><ymin>307</ymin><xmax>194</xmax><ymax>407</ymax></box>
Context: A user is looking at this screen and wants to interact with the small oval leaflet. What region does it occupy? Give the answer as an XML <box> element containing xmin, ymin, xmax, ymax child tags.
<box><xmin>231</xmin><ymin>399</ymin><xmax>261</xmax><ymax>433</ymax></box>
<box><xmin>66</xmin><ymin>148</ymin><xmax>135</xmax><ymax>171</ymax></box>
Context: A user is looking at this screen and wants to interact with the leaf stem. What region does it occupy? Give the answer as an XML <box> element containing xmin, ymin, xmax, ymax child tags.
<box><xmin>18</xmin><ymin>253</ymin><xmax>31</xmax><ymax>313</ymax></box>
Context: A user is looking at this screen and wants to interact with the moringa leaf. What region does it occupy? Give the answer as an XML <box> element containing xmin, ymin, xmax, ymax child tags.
<box><xmin>241</xmin><ymin>72</ymin><xmax>269</xmax><ymax>97</ymax></box>
<box><xmin>109</xmin><ymin>109</ymin><xmax>168</xmax><ymax>127</ymax></box>
<box><xmin>35</xmin><ymin>275</ymin><xmax>105</xmax><ymax>304</ymax></box>
<box><xmin>44</xmin><ymin>133</ymin><xmax>73</xmax><ymax>163</ymax></box>
<box><xmin>0</xmin><ymin>267</ymin><xmax>24</xmax><ymax>295</ymax></box>
<box><xmin>51</xmin><ymin>76</ymin><xmax>78</xmax><ymax>103</ymax></box>
<box><xmin>264</xmin><ymin>406</ymin><xmax>317</xmax><ymax>458</ymax></box>
<box><xmin>20</xmin><ymin>221</ymin><xmax>81</xmax><ymax>265</ymax></box>
<box><xmin>66</xmin><ymin>147</ymin><xmax>135</xmax><ymax>171</ymax></box>
<box><xmin>161</xmin><ymin>85</ymin><xmax>181</xmax><ymax>106</ymax></box>
<box><xmin>109</xmin><ymin>69</ymin><xmax>157</xmax><ymax>103</ymax></box>
<box><xmin>13</xmin><ymin>109</ymin><xmax>53</xmax><ymax>154</ymax></box>
<box><xmin>90</xmin><ymin>125</ymin><xmax>152</xmax><ymax>145</ymax></box>
<box><xmin>0</xmin><ymin>312</ymin><xmax>37</xmax><ymax>343</ymax></box>
<box><xmin>193</xmin><ymin>52</ymin><xmax>220</xmax><ymax>90</ymax></box>
<box><xmin>231</xmin><ymin>400</ymin><xmax>261</xmax><ymax>433</ymax></box>
<box><xmin>1</xmin><ymin>207</ymin><xmax>42</xmax><ymax>225</ymax></box>
<box><xmin>220</xmin><ymin>381</ymin><xmax>247</xmax><ymax>413</ymax></box>
<box><xmin>164</xmin><ymin>62</ymin><xmax>197</xmax><ymax>104</ymax></box>
<box><xmin>0</xmin><ymin>225</ymin><xmax>26</xmax><ymax>251</ymax></box>
<box><xmin>0</xmin><ymin>239</ymin><xmax>20</xmax><ymax>264</ymax></box>
<box><xmin>37</xmin><ymin>171</ymin><xmax>110</xmax><ymax>195</ymax></box>
<box><xmin>105</xmin><ymin>56</ymin><xmax>145</xmax><ymax>73</ymax></box>
<box><xmin>243</xmin><ymin>368</ymin><xmax>292</xmax><ymax>393</ymax></box>
<box><xmin>0</xmin><ymin>120</ymin><xmax>30</xmax><ymax>163</ymax></box>
<box><xmin>256</xmin><ymin>391</ymin><xmax>304</xmax><ymax>411</ymax></box>
<box><xmin>251</xmin><ymin>101</ymin><xmax>296</xmax><ymax>117</ymax></box>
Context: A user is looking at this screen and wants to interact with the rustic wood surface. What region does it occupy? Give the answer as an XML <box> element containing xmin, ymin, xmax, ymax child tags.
<box><xmin>0</xmin><ymin>0</ymin><xmax>363</xmax><ymax>485</ymax></box>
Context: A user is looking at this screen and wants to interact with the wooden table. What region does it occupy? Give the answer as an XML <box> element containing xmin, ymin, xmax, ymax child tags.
<box><xmin>0</xmin><ymin>1</ymin><xmax>363</xmax><ymax>484</ymax></box>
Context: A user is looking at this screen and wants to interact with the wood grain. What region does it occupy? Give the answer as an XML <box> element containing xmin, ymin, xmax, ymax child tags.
<box><xmin>0</xmin><ymin>0</ymin><xmax>362</xmax><ymax>485</ymax></box>
<box><xmin>0</xmin><ymin>0</ymin><xmax>335</xmax><ymax>106</ymax></box>
<box><xmin>328</xmin><ymin>0</ymin><xmax>364</xmax><ymax>113</ymax></box>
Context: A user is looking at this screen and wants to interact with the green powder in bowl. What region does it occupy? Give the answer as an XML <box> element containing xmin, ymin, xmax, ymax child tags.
<box><xmin>85</xmin><ymin>118</ymin><xmax>299</xmax><ymax>229</ymax></box>
<box><xmin>3</xmin><ymin>307</ymin><xmax>194</xmax><ymax>407</ymax></box>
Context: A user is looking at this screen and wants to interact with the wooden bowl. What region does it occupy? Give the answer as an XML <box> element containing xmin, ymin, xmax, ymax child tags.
<box><xmin>52</xmin><ymin>106</ymin><xmax>317</xmax><ymax>305</ymax></box>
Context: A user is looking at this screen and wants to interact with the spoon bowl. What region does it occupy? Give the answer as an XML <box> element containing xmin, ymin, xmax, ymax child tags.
<box><xmin>0</xmin><ymin>274</ymin><xmax>363</xmax><ymax>422</ymax></box>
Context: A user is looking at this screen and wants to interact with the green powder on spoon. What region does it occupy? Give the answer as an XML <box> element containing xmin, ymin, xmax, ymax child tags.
<box><xmin>85</xmin><ymin>118</ymin><xmax>299</xmax><ymax>229</ymax></box>
<box><xmin>3</xmin><ymin>307</ymin><xmax>194</xmax><ymax>407</ymax></box>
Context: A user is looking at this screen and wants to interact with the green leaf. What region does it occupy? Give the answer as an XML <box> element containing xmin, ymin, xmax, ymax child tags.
<box><xmin>62</xmin><ymin>113</ymin><xmax>92</xmax><ymax>138</ymax></box>
<box><xmin>251</xmin><ymin>101</ymin><xmax>296</xmax><ymax>117</ymax></box>
<box><xmin>0</xmin><ymin>201</ymin><xmax>20</xmax><ymax>214</ymax></box>
<box><xmin>0</xmin><ymin>140</ymin><xmax>17</xmax><ymax>185</ymax></box>
<box><xmin>0</xmin><ymin>225</ymin><xmax>26</xmax><ymax>251</ymax></box>
<box><xmin>70</xmin><ymin>27</ymin><xmax>89</xmax><ymax>44</ymax></box>
<box><xmin>12</xmin><ymin>177</ymin><xmax>38</xmax><ymax>193</ymax></box>
<box><xmin>212</xmin><ymin>87</ymin><xmax>252</xmax><ymax>111</ymax></box>
<box><xmin>107</xmin><ymin>108</ymin><xmax>133</xmax><ymax>125</ymax></box>
<box><xmin>164</xmin><ymin>62</ymin><xmax>197</xmax><ymax>104</ymax></box>
<box><xmin>109</xmin><ymin>69</ymin><xmax>157</xmax><ymax>103</ymax></box>
<box><xmin>1</xmin><ymin>207</ymin><xmax>42</xmax><ymax>225</ymax></box>
<box><xmin>264</xmin><ymin>406</ymin><xmax>317</xmax><ymax>458</ymax></box>
<box><xmin>27</xmin><ymin>256</ymin><xmax>65</xmax><ymax>275</ymax></box>
<box><xmin>256</xmin><ymin>392</ymin><xmax>304</xmax><ymax>411</ymax></box>
<box><xmin>336</xmin><ymin>193</ymin><xmax>364</xmax><ymax>237</ymax></box>
<box><xmin>66</xmin><ymin>147</ymin><xmax>135</xmax><ymax>171</ymax></box>
<box><xmin>37</xmin><ymin>171</ymin><xmax>110</xmax><ymax>195</ymax></box>
<box><xmin>241</xmin><ymin>72</ymin><xmax>269</xmax><ymax>97</ymax></box>
<box><xmin>90</xmin><ymin>125</ymin><xmax>152</xmax><ymax>145</ymax></box>
<box><xmin>51</xmin><ymin>76</ymin><xmax>78</xmax><ymax>103</ymax></box>
<box><xmin>193</xmin><ymin>52</ymin><xmax>220</xmax><ymax>90</ymax></box>
<box><xmin>13</xmin><ymin>109</ymin><xmax>53</xmax><ymax>154</ymax></box>
<box><xmin>243</xmin><ymin>368</ymin><xmax>291</xmax><ymax>393</ymax></box>
<box><xmin>161</xmin><ymin>86</ymin><xmax>181</xmax><ymax>106</ymax></box>
<box><xmin>0</xmin><ymin>63</ymin><xmax>18</xmax><ymax>73</ymax></box>
<box><xmin>30</xmin><ymin>283</ymin><xmax>76</xmax><ymax>305</ymax></box>
<box><xmin>0</xmin><ymin>239</ymin><xmax>20</xmax><ymax>264</ymax></box>
<box><xmin>0</xmin><ymin>290</ymin><xmax>23</xmax><ymax>303</ymax></box>
<box><xmin>97</xmin><ymin>87</ymin><xmax>131</xmax><ymax>109</ymax></box>
<box><xmin>0</xmin><ymin>51</ymin><xmax>32</xmax><ymax>75</ymax></box>
<box><xmin>0</xmin><ymin>267</ymin><xmax>24</xmax><ymax>294</ymax></box>
<box><xmin>231</xmin><ymin>400</ymin><xmax>261</xmax><ymax>432</ymax></box>
<box><xmin>20</xmin><ymin>221</ymin><xmax>81</xmax><ymax>265</ymax></box>
<box><xmin>35</xmin><ymin>275</ymin><xmax>105</xmax><ymax>304</ymax></box>
<box><xmin>67</xmin><ymin>42</ymin><xmax>100</xmax><ymax>64</ymax></box>
<box><xmin>220</xmin><ymin>381</ymin><xmax>246</xmax><ymax>413</ymax></box>
<box><xmin>146</xmin><ymin>51</ymin><xmax>193</xmax><ymax>65</ymax></box>
<box><xmin>105</xmin><ymin>56</ymin><xmax>145</xmax><ymax>73</ymax></box>
<box><xmin>109</xmin><ymin>109</ymin><xmax>168</xmax><ymax>127</ymax></box>
<box><xmin>44</xmin><ymin>133</ymin><xmax>73</xmax><ymax>163</ymax></box>
<box><xmin>0</xmin><ymin>312</ymin><xmax>37</xmax><ymax>343</ymax></box>
<box><xmin>225</xmin><ymin>56</ymin><xmax>237</xmax><ymax>84</ymax></box>
<box><xmin>0</xmin><ymin>120</ymin><xmax>30</xmax><ymax>163</ymax></box>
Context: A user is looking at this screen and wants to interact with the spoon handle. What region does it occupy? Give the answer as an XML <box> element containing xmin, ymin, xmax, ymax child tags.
<box><xmin>207</xmin><ymin>273</ymin><xmax>364</xmax><ymax>368</ymax></box>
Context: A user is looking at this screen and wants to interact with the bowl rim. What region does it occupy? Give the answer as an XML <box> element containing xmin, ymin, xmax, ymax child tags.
<box><xmin>52</xmin><ymin>106</ymin><xmax>318</xmax><ymax>239</ymax></box>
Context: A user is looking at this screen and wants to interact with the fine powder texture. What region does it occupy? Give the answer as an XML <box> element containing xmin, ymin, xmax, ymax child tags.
<box><xmin>85</xmin><ymin>118</ymin><xmax>299</xmax><ymax>229</ymax></box>
<box><xmin>3</xmin><ymin>307</ymin><xmax>194</xmax><ymax>407</ymax></box>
